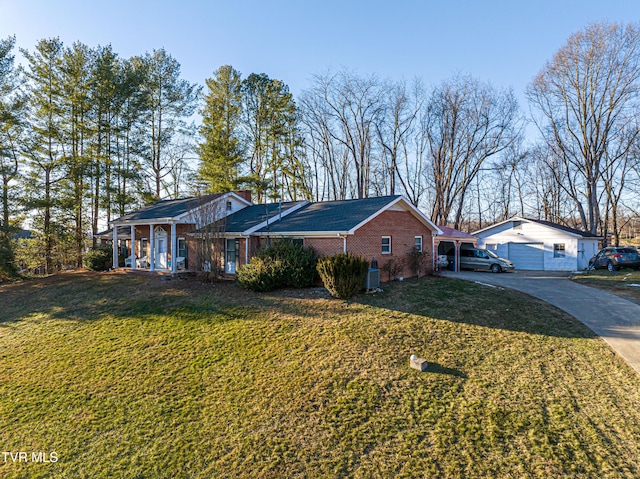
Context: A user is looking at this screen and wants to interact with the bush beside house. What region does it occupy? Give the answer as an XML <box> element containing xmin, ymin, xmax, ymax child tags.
<box><xmin>83</xmin><ymin>247</ymin><xmax>113</xmax><ymax>271</ymax></box>
<box><xmin>317</xmin><ymin>253</ymin><xmax>369</xmax><ymax>300</ymax></box>
<box><xmin>237</xmin><ymin>240</ymin><xmax>318</xmax><ymax>292</ymax></box>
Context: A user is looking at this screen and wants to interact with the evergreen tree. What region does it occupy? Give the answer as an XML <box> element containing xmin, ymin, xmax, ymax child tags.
<box><xmin>242</xmin><ymin>73</ymin><xmax>306</xmax><ymax>202</ymax></box>
<box><xmin>22</xmin><ymin>38</ymin><xmax>66</xmax><ymax>274</ymax></box>
<box><xmin>61</xmin><ymin>41</ymin><xmax>93</xmax><ymax>266</ymax></box>
<box><xmin>134</xmin><ymin>48</ymin><xmax>199</xmax><ymax>199</ymax></box>
<box><xmin>0</xmin><ymin>35</ymin><xmax>25</xmax><ymax>276</ymax></box>
<box><xmin>198</xmin><ymin>65</ymin><xmax>244</xmax><ymax>193</ymax></box>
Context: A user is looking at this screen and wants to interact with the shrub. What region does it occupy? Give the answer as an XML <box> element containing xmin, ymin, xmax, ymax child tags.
<box><xmin>381</xmin><ymin>257</ymin><xmax>405</xmax><ymax>282</ymax></box>
<box><xmin>237</xmin><ymin>257</ymin><xmax>284</xmax><ymax>292</ymax></box>
<box><xmin>317</xmin><ymin>253</ymin><xmax>369</xmax><ymax>300</ymax></box>
<box><xmin>83</xmin><ymin>247</ymin><xmax>113</xmax><ymax>271</ymax></box>
<box><xmin>0</xmin><ymin>244</ymin><xmax>17</xmax><ymax>279</ymax></box>
<box><xmin>257</xmin><ymin>239</ymin><xmax>318</xmax><ymax>288</ymax></box>
<box><xmin>406</xmin><ymin>247</ymin><xmax>430</xmax><ymax>278</ymax></box>
<box><xmin>237</xmin><ymin>240</ymin><xmax>318</xmax><ymax>292</ymax></box>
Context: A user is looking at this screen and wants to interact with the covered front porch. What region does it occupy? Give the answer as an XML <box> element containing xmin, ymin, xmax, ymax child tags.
<box><xmin>110</xmin><ymin>222</ymin><xmax>190</xmax><ymax>274</ymax></box>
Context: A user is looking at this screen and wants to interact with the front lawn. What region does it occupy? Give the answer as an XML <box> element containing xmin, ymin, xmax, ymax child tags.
<box><xmin>1</xmin><ymin>271</ymin><xmax>639</xmax><ymax>478</ymax></box>
<box><xmin>572</xmin><ymin>268</ymin><xmax>640</xmax><ymax>303</ymax></box>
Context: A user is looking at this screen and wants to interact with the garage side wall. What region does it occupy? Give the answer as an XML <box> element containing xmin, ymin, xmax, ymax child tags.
<box><xmin>476</xmin><ymin>222</ymin><xmax>580</xmax><ymax>271</ymax></box>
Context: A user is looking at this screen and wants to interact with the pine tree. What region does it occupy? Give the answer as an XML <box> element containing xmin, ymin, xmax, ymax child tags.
<box><xmin>0</xmin><ymin>35</ymin><xmax>25</xmax><ymax>276</ymax></box>
<box><xmin>22</xmin><ymin>38</ymin><xmax>66</xmax><ymax>274</ymax></box>
<box><xmin>242</xmin><ymin>73</ymin><xmax>306</xmax><ymax>202</ymax></box>
<box><xmin>61</xmin><ymin>41</ymin><xmax>93</xmax><ymax>266</ymax></box>
<box><xmin>198</xmin><ymin>65</ymin><xmax>244</xmax><ymax>193</ymax></box>
<box><xmin>134</xmin><ymin>48</ymin><xmax>199</xmax><ymax>199</ymax></box>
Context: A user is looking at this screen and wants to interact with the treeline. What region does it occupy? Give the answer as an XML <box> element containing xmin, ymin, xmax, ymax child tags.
<box><xmin>0</xmin><ymin>36</ymin><xmax>198</xmax><ymax>274</ymax></box>
<box><xmin>2</xmin><ymin>21</ymin><xmax>640</xmax><ymax>277</ymax></box>
<box><xmin>198</xmin><ymin>22</ymin><xmax>640</xmax><ymax>248</ymax></box>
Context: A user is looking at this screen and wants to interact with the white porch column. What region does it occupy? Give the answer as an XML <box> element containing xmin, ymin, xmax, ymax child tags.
<box><xmin>149</xmin><ymin>224</ymin><xmax>155</xmax><ymax>272</ymax></box>
<box><xmin>130</xmin><ymin>225</ymin><xmax>136</xmax><ymax>270</ymax></box>
<box><xmin>171</xmin><ymin>223</ymin><xmax>177</xmax><ymax>274</ymax></box>
<box><xmin>432</xmin><ymin>234</ymin><xmax>436</xmax><ymax>271</ymax></box>
<box><xmin>112</xmin><ymin>226</ymin><xmax>118</xmax><ymax>269</ymax></box>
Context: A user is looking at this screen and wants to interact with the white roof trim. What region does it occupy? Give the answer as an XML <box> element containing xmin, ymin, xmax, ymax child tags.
<box><xmin>174</xmin><ymin>192</ymin><xmax>251</xmax><ymax>222</ymax></box>
<box><xmin>253</xmin><ymin>231</ymin><xmax>347</xmax><ymax>238</ymax></box>
<box><xmin>111</xmin><ymin>218</ymin><xmax>180</xmax><ymax>227</ymax></box>
<box><xmin>472</xmin><ymin>216</ymin><xmax>599</xmax><ymax>239</ymax></box>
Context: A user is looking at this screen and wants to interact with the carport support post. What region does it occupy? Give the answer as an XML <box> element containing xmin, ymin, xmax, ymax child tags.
<box><xmin>455</xmin><ymin>241</ymin><xmax>461</xmax><ymax>272</ymax></box>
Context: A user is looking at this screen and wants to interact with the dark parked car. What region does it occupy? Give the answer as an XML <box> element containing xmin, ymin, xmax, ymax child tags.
<box><xmin>589</xmin><ymin>247</ymin><xmax>640</xmax><ymax>271</ymax></box>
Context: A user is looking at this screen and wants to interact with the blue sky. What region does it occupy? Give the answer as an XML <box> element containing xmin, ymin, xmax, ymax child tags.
<box><xmin>1</xmin><ymin>0</ymin><xmax>640</xmax><ymax>116</ymax></box>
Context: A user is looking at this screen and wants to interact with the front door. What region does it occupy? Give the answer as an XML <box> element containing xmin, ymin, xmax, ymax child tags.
<box><xmin>155</xmin><ymin>227</ymin><xmax>168</xmax><ymax>269</ymax></box>
<box><xmin>225</xmin><ymin>238</ymin><xmax>238</xmax><ymax>274</ymax></box>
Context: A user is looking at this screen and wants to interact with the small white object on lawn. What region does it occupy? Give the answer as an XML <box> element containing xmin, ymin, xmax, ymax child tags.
<box><xmin>410</xmin><ymin>355</ymin><xmax>428</xmax><ymax>372</ymax></box>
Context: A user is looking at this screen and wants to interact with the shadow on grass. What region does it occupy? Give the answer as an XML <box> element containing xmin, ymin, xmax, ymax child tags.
<box><xmin>356</xmin><ymin>276</ymin><xmax>599</xmax><ymax>340</ymax></box>
<box><xmin>0</xmin><ymin>270</ymin><xmax>259</xmax><ymax>325</ymax></box>
<box><xmin>0</xmin><ymin>271</ymin><xmax>599</xmax><ymax>342</ymax></box>
<box><xmin>425</xmin><ymin>362</ymin><xmax>467</xmax><ymax>378</ymax></box>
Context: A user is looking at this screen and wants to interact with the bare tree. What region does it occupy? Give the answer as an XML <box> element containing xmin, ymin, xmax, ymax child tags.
<box><xmin>376</xmin><ymin>79</ymin><xmax>422</xmax><ymax>196</ymax></box>
<box><xmin>187</xmin><ymin>197</ymin><xmax>227</xmax><ymax>282</ymax></box>
<box><xmin>425</xmin><ymin>74</ymin><xmax>520</xmax><ymax>228</ymax></box>
<box><xmin>302</xmin><ymin>69</ymin><xmax>385</xmax><ymax>199</ymax></box>
<box><xmin>527</xmin><ymin>21</ymin><xmax>640</xmax><ymax>235</ymax></box>
<box><xmin>300</xmin><ymin>86</ymin><xmax>350</xmax><ymax>200</ymax></box>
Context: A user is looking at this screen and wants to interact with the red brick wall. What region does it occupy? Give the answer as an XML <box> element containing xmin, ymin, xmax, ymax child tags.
<box><xmin>176</xmin><ymin>209</ymin><xmax>434</xmax><ymax>279</ymax></box>
<box><xmin>303</xmin><ymin>237</ymin><xmax>344</xmax><ymax>257</ymax></box>
<box><xmin>347</xmin><ymin>210</ymin><xmax>433</xmax><ymax>278</ymax></box>
<box><xmin>235</xmin><ymin>190</ymin><xmax>252</xmax><ymax>203</ymax></box>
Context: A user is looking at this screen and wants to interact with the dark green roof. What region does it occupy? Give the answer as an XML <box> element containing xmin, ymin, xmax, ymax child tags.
<box><xmin>112</xmin><ymin>194</ymin><xmax>225</xmax><ymax>223</ymax></box>
<box><xmin>95</xmin><ymin>226</ymin><xmax>131</xmax><ymax>238</ymax></box>
<box><xmin>211</xmin><ymin>201</ymin><xmax>305</xmax><ymax>233</ymax></box>
<box><xmin>256</xmin><ymin>196</ymin><xmax>401</xmax><ymax>233</ymax></box>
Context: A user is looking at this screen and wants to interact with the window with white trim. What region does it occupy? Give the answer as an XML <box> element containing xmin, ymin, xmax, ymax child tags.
<box><xmin>553</xmin><ymin>243</ymin><xmax>565</xmax><ymax>258</ymax></box>
<box><xmin>381</xmin><ymin>236</ymin><xmax>391</xmax><ymax>254</ymax></box>
<box><xmin>414</xmin><ymin>236</ymin><xmax>423</xmax><ymax>252</ymax></box>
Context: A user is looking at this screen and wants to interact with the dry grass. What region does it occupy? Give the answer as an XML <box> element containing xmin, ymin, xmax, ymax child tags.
<box><xmin>1</xmin><ymin>270</ymin><xmax>639</xmax><ymax>478</ymax></box>
<box><xmin>572</xmin><ymin>268</ymin><xmax>640</xmax><ymax>303</ymax></box>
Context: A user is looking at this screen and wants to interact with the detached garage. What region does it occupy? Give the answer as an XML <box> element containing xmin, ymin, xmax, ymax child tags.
<box><xmin>473</xmin><ymin>217</ymin><xmax>601</xmax><ymax>271</ymax></box>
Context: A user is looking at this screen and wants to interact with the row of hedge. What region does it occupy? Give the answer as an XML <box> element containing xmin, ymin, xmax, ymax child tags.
<box><xmin>237</xmin><ymin>240</ymin><xmax>369</xmax><ymax>299</ymax></box>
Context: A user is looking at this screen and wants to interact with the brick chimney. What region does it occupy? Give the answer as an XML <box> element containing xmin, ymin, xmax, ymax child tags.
<box><xmin>234</xmin><ymin>190</ymin><xmax>252</xmax><ymax>203</ymax></box>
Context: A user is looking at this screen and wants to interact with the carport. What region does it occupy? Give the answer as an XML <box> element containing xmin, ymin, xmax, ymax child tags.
<box><xmin>434</xmin><ymin>226</ymin><xmax>477</xmax><ymax>272</ymax></box>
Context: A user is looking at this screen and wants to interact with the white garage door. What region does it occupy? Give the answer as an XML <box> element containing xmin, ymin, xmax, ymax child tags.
<box><xmin>508</xmin><ymin>243</ymin><xmax>544</xmax><ymax>270</ymax></box>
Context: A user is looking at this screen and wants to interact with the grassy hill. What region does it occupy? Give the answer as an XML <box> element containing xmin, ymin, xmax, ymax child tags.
<box><xmin>1</xmin><ymin>271</ymin><xmax>639</xmax><ymax>478</ymax></box>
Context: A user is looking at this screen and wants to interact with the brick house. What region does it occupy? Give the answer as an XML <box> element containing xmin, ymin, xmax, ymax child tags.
<box><xmin>104</xmin><ymin>191</ymin><xmax>252</xmax><ymax>273</ymax></box>
<box><xmin>103</xmin><ymin>193</ymin><xmax>442</xmax><ymax>279</ymax></box>
<box><xmin>206</xmin><ymin>195</ymin><xmax>442</xmax><ymax>278</ymax></box>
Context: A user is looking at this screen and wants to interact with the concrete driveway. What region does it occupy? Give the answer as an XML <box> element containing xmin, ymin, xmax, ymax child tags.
<box><xmin>442</xmin><ymin>270</ymin><xmax>640</xmax><ymax>374</ymax></box>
